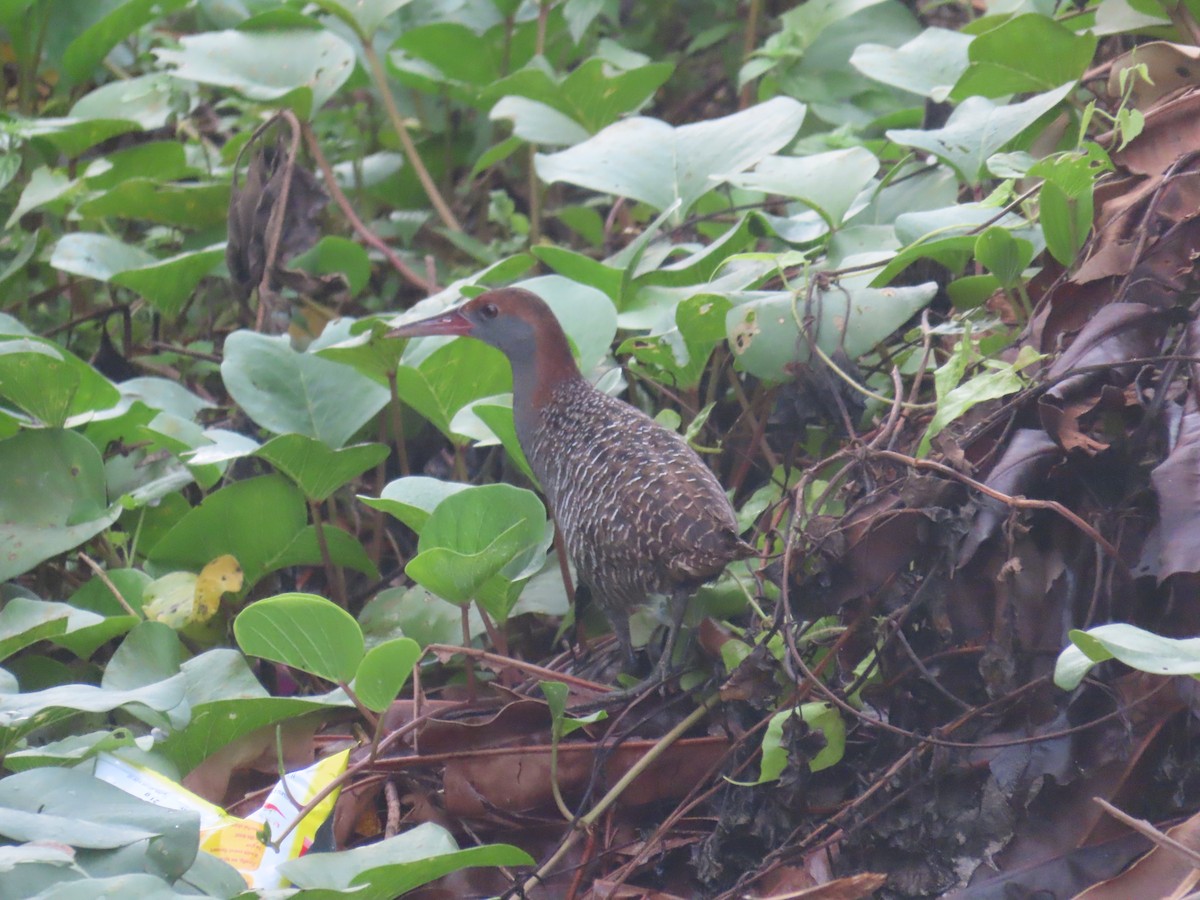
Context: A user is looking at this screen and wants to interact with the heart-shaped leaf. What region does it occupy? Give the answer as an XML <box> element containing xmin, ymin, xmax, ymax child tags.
<box><xmin>235</xmin><ymin>592</ymin><xmax>364</xmax><ymax>683</ymax></box>
<box><xmin>0</xmin><ymin>430</ymin><xmax>119</xmax><ymax>581</ymax></box>
<box><xmin>535</xmin><ymin>96</ymin><xmax>806</xmax><ymax>220</ymax></box>
<box><xmin>354</xmin><ymin>637</ymin><xmax>422</xmax><ymax>713</ymax></box>
<box><xmin>256</xmin><ymin>435</ymin><xmax>388</xmax><ymax>502</ymax></box>
<box><xmin>887</xmin><ymin>83</ymin><xmax>1074</xmax><ymax>185</ymax></box>
<box><xmin>222</xmin><ymin>331</ymin><xmax>390</xmax><ymax>449</ymax></box>
<box><xmin>154</xmin><ymin>29</ymin><xmax>355</xmax><ymax>118</ymax></box>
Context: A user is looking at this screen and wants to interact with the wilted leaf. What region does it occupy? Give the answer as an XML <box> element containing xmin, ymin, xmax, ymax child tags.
<box><xmin>226</xmin><ymin>138</ymin><xmax>335</xmax><ymax>303</ymax></box>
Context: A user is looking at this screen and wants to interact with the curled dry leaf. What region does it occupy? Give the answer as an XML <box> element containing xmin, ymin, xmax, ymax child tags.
<box><xmin>227</xmin><ymin>136</ymin><xmax>344</xmax><ymax>306</ymax></box>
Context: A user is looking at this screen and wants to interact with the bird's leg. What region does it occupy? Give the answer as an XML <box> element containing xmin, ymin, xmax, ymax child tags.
<box><xmin>652</xmin><ymin>589</ymin><xmax>692</xmax><ymax>682</ymax></box>
<box><xmin>573</xmin><ymin>593</ymin><xmax>693</xmax><ymax>709</ymax></box>
<box><xmin>611</xmin><ymin>612</ymin><xmax>638</xmax><ymax>674</ymax></box>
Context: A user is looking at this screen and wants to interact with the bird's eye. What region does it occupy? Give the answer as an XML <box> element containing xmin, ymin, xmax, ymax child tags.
<box><xmin>480</xmin><ymin>302</ymin><xmax>499</xmax><ymax>320</ymax></box>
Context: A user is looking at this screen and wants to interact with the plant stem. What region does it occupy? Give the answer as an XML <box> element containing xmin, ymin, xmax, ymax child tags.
<box><xmin>739</xmin><ymin>0</ymin><xmax>763</xmax><ymax>109</ymax></box>
<box><xmin>302</xmin><ymin>123</ymin><xmax>436</xmax><ymax>293</ymax></box>
<box><xmin>309</xmin><ymin>498</ymin><xmax>348</xmax><ymax>608</ymax></box>
<box><xmin>518</xmin><ymin>693</ymin><xmax>721</xmax><ymax>894</ymax></box>
<box><xmin>361</xmin><ymin>39</ymin><xmax>462</xmax><ymax>233</ymax></box>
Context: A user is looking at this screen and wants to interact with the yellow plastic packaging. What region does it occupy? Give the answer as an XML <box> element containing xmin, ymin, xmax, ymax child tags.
<box><xmin>93</xmin><ymin>749</ymin><xmax>349</xmax><ymax>889</ymax></box>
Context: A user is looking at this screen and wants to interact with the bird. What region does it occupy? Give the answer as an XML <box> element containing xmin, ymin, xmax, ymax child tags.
<box><xmin>387</xmin><ymin>287</ymin><xmax>754</xmax><ymax>674</ymax></box>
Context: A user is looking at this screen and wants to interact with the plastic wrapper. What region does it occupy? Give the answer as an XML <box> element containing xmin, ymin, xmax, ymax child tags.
<box><xmin>93</xmin><ymin>749</ymin><xmax>349</xmax><ymax>889</ymax></box>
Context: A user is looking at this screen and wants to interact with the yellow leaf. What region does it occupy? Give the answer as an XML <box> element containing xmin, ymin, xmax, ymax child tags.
<box><xmin>194</xmin><ymin>554</ymin><xmax>244</xmax><ymax>621</ymax></box>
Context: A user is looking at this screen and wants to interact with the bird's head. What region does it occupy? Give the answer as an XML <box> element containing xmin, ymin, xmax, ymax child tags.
<box><xmin>386</xmin><ymin>287</ymin><xmax>571</xmax><ymax>366</ymax></box>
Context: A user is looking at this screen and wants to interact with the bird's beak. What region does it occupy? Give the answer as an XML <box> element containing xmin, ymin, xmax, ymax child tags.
<box><xmin>385</xmin><ymin>309</ymin><xmax>473</xmax><ymax>339</ymax></box>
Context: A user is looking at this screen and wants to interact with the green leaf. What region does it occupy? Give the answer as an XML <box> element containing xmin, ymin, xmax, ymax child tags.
<box><xmin>1039</xmin><ymin>179</ymin><xmax>1093</xmax><ymax>267</ymax></box>
<box><xmin>311</xmin><ymin>0</ymin><xmax>415</xmax><ymax>38</ymax></box>
<box><xmin>535</xmin><ymin>96</ymin><xmax>806</xmax><ymax>221</ymax></box>
<box><xmin>450</xmin><ymin>396</ymin><xmax>536</xmax><ymax>483</ymax></box>
<box><xmin>802</xmin><ymin>702</ymin><xmax>846</xmax><ymax>772</ymax></box>
<box><xmin>0</xmin><ymin>597</ymin><xmax>70</xmax><ymax>663</ymax></box>
<box><xmin>487</xmin><ymin>56</ymin><xmax>673</xmax><ymax>133</ymax></box>
<box><xmin>754</xmin><ymin>702</ymin><xmax>846</xmax><ymax>783</ymax></box>
<box><xmin>532</xmin><ymin>245</ymin><xmax>623</xmax><ymax>301</ymax></box>
<box><xmin>726</xmin><ymin>148</ymin><xmax>879</xmax><ymax>226</ymax></box>
<box><xmin>0</xmin><ymin>766</ymin><xmax>199</xmax><ymax>878</ymax></box>
<box><xmin>69</xmin><ymin>568</ymin><xmax>152</xmax><ymax>618</ymax></box>
<box><xmin>235</xmin><ymin>592</ymin><xmax>364</xmax><ymax>683</ymax></box>
<box><xmin>418</xmin><ymin>484</ymin><xmax>545</xmax><ymax>555</ymax></box>
<box><xmin>153</xmin><ymin>28</ymin><xmax>356</xmax><ymax>118</ymax></box>
<box><xmin>354</xmin><ymin>637</ymin><xmax>422</xmax><ymax>712</ymax></box>
<box><xmin>1055</xmin><ymin>623</ymin><xmax>1200</xmax><ymax>690</ymax></box>
<box><xmin>60</xmin><ymin>0</ymin><xmax>190</xmax><ymax>84</ymax></box>
<box><xmin>147</xmin><ymin>474</ymin><xmax>308</xmax><ymax>589</ymax></box>
<box><xmin>256</xmin><ymin>435</ymin><xmax>388</xmax><ymax>502</ymax></box>
<box><xmin>52</xmin><ymin>606</ymin><xmax>139</xmax><ymax>661</ymax></box>
<box><xmin>0</xmin><ymin>337</ymin><xmax>120</xmax><ymax>427</ymax></box>
<box><xmin>359</xmin><ymin>586</ymin><xmax>484</xmax><ymax>649</ymax></box>
<box><xmin>3</xmin><ymin>727</ymin><xmax>142</xmax><ymax>771</ymax></box>
<box><xmin>873</xmin><ymin>202</ymin><xmax>1039</xmax><ymax>285</ymax></box>
<box><xmin>490</xmin><ymin>96</ymin><xmax>591</xmax><ymax>145</ymax></box>
<box><xmin>393</xmin><ymin>334</ymin><xmax>513</xmax><ymax>438</ymax></box>
<box><xmin>727</xmin><ymin>275</ymin><xmax>937</xmax><ymax>382</ymax></box>
<box><xmin>290</xmin><ymin>236</ymin><xmax>373</xmax><ymax>297</ymax></box>
<box><xmin>103</xmin><ymin>621</ymin><xmax>185</xmax><ymax>690</ymax></box>
<box><xmin>623</xmin><ymin>293</ymin><xmax>733</xmax><ymax>390</ymax></box>
<box><xmin>71</xmin><ymin>73</ymin><xmax>184</xmax><ymax>130</ymax></box>
<box><xmin>389</xmin><ymin>22</ymin><xmax>519</xmax><ymax>103</ymax></box>
<box><xmin>222</xmin><ymin>331</ymin><xmax>391</xmax><ymax>448</ymax></box>
<box><xmin>279</xmin><ymin>822</ymin><xmax>533</xmax><ymax>895</ymax></box>
<box><xmin>82</xmin><ymin>141</ymin><xmax>189</xmax><ymax>190</ymax></box>
<box><xmin>0</xmin><ymin>430</ymin><xmax>120</xmax><ymax>582</ymax></box>
<box><xmin>50</xmin><ymin>231</ymin><xmax>154</xmax><ymax>281</ymax></box>
<box><xmin>5</xmin><ymin>116</ymin><xmax>140</xmax><ymax>157</ymax></box>
<box><xmin>887</xmin><ymin>83</ymin><xmax>1075</xmax><ymax>185</ymax></box>
<box><xmin>6</xmin><ymin>166</ymin><xmax>75</xmax><ymax>227</ymax></box>
<box><xmin>850</xmin><ymin>27</ymin><xmax>971</xmax><ymax>100</ymax></box>
<box><xmin>0</xmin><ymin>676</ymin><xmax>187</xmax><ymax>751</ymax></box>
<box><xmin>540</xmin><ymin>680</ymin><xmax>603</xmax><ymax>738</ymax></box>
<box><xmin>406</xmin><ymin>527</ymin><xmax>529</xmax><ymax>607</ymax></box>
<box><xmin>112</xmin><ymin>244</ymin><xmax>226</xmax><ymax>316</ymax></box>
<box><xmin>920</xmin><ymin>344</ymin><xmax>1039</xmax><ymax>454</ymax></box>
<box><xmin>79</xmin><ymin>181</ymin><xmax>230</xmax><ymax>228</ymax></box>
<box><xmin>406</xmin><ymin>484</ymin><xmax>547</xmax><ymax>606</ymax></box>
<box><xmin>952</xmin><ymin>15</ymin><xmax>1098</xmax><ymax>100</ymax></box>
<box><xmin>974</xmin><ymin>226</ymin><xmax>1034</xmax><ymax>288</ymax></box>
<box><xmin>50</xmin><ymin>234</ymin><xmax>224</xmax><ymax>317</ymax></box>
<box><xmin>277</xmin><ymin>523</ymin><xmax>380</xmax><ymax>580</ymax></box>
<box><xmin>158</xmin><ymin>648</ymin><xmax>351</xmax><ymax>771</ymax></box>
<box><xmin>360</xmin><ymin>476</ymin><xmax>472</xmax><ymax>534</ymax></box>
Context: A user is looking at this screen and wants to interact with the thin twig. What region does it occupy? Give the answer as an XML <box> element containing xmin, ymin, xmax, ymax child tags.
<box><xmin>1094</xmin><ymin>796</ymin><xmax>1200</xmax><ymax>868</ymax></box>
<box><xmin>868</xmin><ymin>448</ymin><xmax>1123</xmax><ymax>562</ymax></box>
<box><xmin>77</xmin><ymin>552</ymin><xmax>140</xmax><ymax>617</ymax></box>
<box><xmin>360</xmin><ymin>40</ymin><xmax>462</xmax><ymax>233</ymax></box>
<box><xmin>301</xmin><ymin>123</ymin><xmax>436</xmax><ymax>294</ymax></box>
<box><xmin>513</xmin><ymin>694</ymin><xmax>721</xmax><ymax>897</ymax></box>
